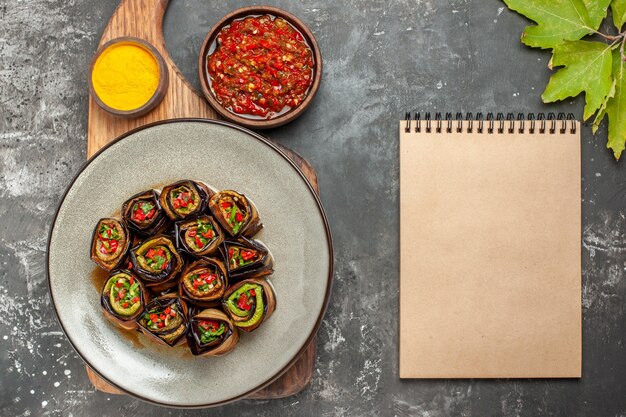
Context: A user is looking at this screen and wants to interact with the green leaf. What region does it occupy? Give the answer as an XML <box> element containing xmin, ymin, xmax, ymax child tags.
<box><xmin>604</xmin><ymin>49</ymin><xmax>626</xmax><ymax>159</ymax></box>
<box><xmin>592</xmin><ymin>78</ymin><xmax>615</xmax><ymax>133</ymax></box>
<box><xmin>502</xmin><ymin>0</ymin><xmax>596</xmax><ymax>49</ymax></box>
<box><xmin>583</xmin><ymin>0</ymin><xmax>611</xmax><ymax>28</ymax></box>
<box><xmin>611</xmin><ymin>0</ymin><xmax>626</xmax><ymax>30</ymax></box>
<box><xmin>542</xmin><ymin>40</ymin><xmax>613</xmax><ymax>120</ymax></box>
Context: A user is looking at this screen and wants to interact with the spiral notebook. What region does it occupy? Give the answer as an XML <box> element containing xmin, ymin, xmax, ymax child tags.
<box><xmin>399</xmin><ymin>113</ymin><xmax>581</xmax><ymax>378</ymax></box>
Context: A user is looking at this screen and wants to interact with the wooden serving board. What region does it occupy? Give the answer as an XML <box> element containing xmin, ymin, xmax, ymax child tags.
<box><xmin>86</xmin><ymin>0</ymin><xmax>318</xmax><ymax>401</ymax></box>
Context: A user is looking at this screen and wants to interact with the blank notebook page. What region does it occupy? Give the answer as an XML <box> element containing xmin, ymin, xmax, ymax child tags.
<box><xmin>399</xmin><ymin>119</ymin><xmax>581</xmax><ymax>378</ymax></box>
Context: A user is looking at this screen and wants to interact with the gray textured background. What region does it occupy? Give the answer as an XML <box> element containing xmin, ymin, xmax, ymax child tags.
<box><xmin>1</xmin><ymin>1</ymin><xmax>625</xmax><ymax>416</ymax></box>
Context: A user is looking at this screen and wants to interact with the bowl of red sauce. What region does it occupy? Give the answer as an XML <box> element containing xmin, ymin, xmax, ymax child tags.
<box><xmin>198</xmin><ymin>6</ymin><xmax>322</xmax><ymax>129</ymax></box>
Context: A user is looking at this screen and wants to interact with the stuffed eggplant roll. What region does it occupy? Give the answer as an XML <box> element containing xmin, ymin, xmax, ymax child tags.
<box><xmin>178</xmin><ymin>258</ymin><xmax>228</xmax><ymax>307</ymax></box>
<box><xmin>121</xmin><ymin>189</ymin><xmax>168</xmax><ymax>235</ymax></box>
<box><xmin>222</xmin><ymin>279</ymin><xmax>276</xmax><ymax>332</ymax></box>
<box><xmin>187</xmin><ymin>309</ymin><xmax>239</xmax><ymax>356</ymax></box>
<box><xmin>208</xmin><ymin>190</ymin><xmax>262</xmax><ymax>237</ymax></box>
<box><xmin>137</xmin><ymin>294</ymin><xmax>188</xmax><ymax>347</ymax></box>
<box><xmin>90</xmin><ymin>218</ymin><xmax>130</xmax><ymax>271</ymax></box>
<box><xmin>101</xmin><ymin>270</ymin><xmax>147</xmax><ymax>330</ymax></box>
<box><xmin>222</xmin><ymin>237</ymin><xmax>274</xmax><ymax>282</ymax></box>
<box><xmin>130</xmin><ymin>236</ymin><xmax>184</xmax><ymax>292</ymax></box>
<box><xmin>175</xmin><ymin>215</ymin><xmax>223</xmax><ymax>257</ymax></box>
<box><xmin>159</xmin><ymin>180</ymin><xmax>212</xmax><ymax>220</ymax></box>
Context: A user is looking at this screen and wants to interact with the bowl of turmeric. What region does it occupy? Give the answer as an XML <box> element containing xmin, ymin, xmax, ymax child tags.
<box><xmin>89</xmin><ymin>37</ymin><xmax>169</xmax><ymax>118</ymax></box>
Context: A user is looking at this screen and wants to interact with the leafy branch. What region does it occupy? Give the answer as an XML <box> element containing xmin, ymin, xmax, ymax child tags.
<box><xmin>503</xmin><ymin>0</ymin><xmax>626</xmax><ymax>160</ymax></box>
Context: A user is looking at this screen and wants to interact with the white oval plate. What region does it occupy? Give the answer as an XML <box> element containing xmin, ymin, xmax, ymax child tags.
<box><xmin>47</xmin><ymin>120</ymin><xmax>333</xmax><ymax>407</ymax></box>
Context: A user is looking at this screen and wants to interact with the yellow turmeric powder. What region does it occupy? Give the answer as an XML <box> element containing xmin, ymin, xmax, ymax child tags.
<box><xmin>92</xmin><ymin>42</ymin><xmax>159</xmax><ymax>111</ymax></box>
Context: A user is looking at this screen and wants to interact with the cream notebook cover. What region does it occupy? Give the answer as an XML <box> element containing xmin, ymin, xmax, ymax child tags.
<box><xmin>399</xmin><ymin>114</ymin><xmax>581</xmax><ymax>378</ymax></box>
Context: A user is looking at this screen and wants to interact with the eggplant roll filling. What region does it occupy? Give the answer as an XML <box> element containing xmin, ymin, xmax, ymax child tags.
<box><xmin>222</xmin><ymin>237</ymin><xmax>273</xmax><ymax>281</ymax></box>
<box><xmin>102</xmin><ymin>271</ymin><xmax>144</xmax><ymax>318</ymax></box>
<box><xmin>91</xmin><ymin>218</ymin><xmax>129</xmax><ymax>270</ymax></box>
<box><xmin>217</xmin><ymin>196</ymin><xmax>247</xmax><ymax>235</ymax></box>
<box><xmin>160</xmin><ymin>180</ymin><xmax>210</xmax><ymax>220</ymax></box>
<box><xmin>209</xmin><ymin>190</ymin><xmax>260</xmax><ymax>237</ymax></box>
<box><xmin>224</xmin><ymin>282</ymin><xmax>266</xmax><ymax>328</ymax></box>
<box><xmin>138</xmin><ymin>298</ymin><xmax>187</xmax><ymax>346</ymax></box>
<box><xmin>169</xmin><ymin>185</ymin><xmax>199</xmax><ymax>213</ymax></box>
<box><xmin>194</xmin><ymin>319</ymin><xmax>228</xmax><ymax>346</ymax></box>
<box><xmin>138</xmin><ymin>245</ymin><xmax>171</xmax><ymax>272</ymax></box>
<box><xmin>176</xmin><ymin>216</ymin><xmax>222</xmax><ymax>256</ymax></box>
<box><xmin>228</xmin><ymin>245</ymin><xmax>260</xmax><ymax>270</ymax></box>
<box><xmin>122</xmin><ymin>190</ymin><xmax>167</xmax><ymax>235</ymax></box>
<box><xmin>130</xmin><ymin>236</ymin><xmax>183</xmax><ymax>285</ymax></box>
<box><xmin>186</xmin><ymin>309</ymin><xmax>239</xmax><ymax>356</ymax></box>
<box><xmin>181</xmin><ymin>261</ymin><xmax>226</xmax><ymax>302</ymax></box>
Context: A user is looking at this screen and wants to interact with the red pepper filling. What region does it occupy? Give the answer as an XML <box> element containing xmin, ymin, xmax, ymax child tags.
<box><xmin>236</xmin><ymin>288</ymin><xmax>257</xmax><ymax>311</ymax></box>
<box><xmin>144</xmin><ymin>247</ymin><xmax>169</xmax><ymax>271</ymax></box>
<box><xmin>196</xmin><ymin>320</ymin><xmax>226</xmax><ymax>344</ymax></box>
<box><xmin>172</xmin><ymin>189</ymin><xmax>194</xmax><ymax>210</ymax></box>
<box><xmin>191</xmin><ymin>271</ymin><xmax>218</xmax><ymax>292</ymax></box>
<box><xmin>237</xmin><ymin>292</ymin><xmax>251</xmax><ymax>310</ymax></box>
<box><xmin>144</xmin><ymin>305</ymin><xmax>178</xmax><ymax>329</ymax></box>
<box><xmin>132</xmin><ymin>201</ymin><xmax>156</xmax><ymax>222</ymax></box>
<box><xmin>228</xmin><ymin>246</ymin><xmax>258</xmax><ymax>269</ymax></box>
<box><xmin>112</xmin><ymin>276</ymin><xmax>140</xmax><ymax>306</ymax></box>
<box><xmin>97</xmin><ymin>223</ymin><xmax>121</xmax><ymax>255</ymax></box>
<box><xmin>199</xmin><ymin>320</ymin><xmax>220</xmax><ymax>331</ymax></box>
<box><xmin>207</xmin><ymin>15</ymin><xmax>314</xmax><ymax>118</ymax></box>
<box><xmin>220</xmin><ymin>200</ymin><xmax>245</xmax><ymax>233</ymax></box>
<box><xmin>186</xmin><ymin>219</ymin><xmax>215</xmax><ymax>250</ymax></box>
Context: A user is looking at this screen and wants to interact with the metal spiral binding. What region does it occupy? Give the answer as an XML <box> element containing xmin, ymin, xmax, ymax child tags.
<box><xmin>538</xmin><ymin>113</ymin><xmax>546</xmax><ymax>133</ymax></box>
<box><xmin>404</xmin><ymin>112</ymin><xmax>576</xmax><ymax>134</ymax></box>
<box><xmin>517</xmin><ymin>113</ymin><xmax>525</xmax><ymax>133</ymax></box>
<box><xmin>557</xmin><ymin>112</ymin><xmax>566</xmax><ymax>133</ymax></box>
<box><xmin>497</xmin><ymin>113</ymin><xmax>505</xmax><ymax>133</ymax></box>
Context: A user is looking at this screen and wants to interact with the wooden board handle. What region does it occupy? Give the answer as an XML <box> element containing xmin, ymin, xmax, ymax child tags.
<box><xmin>100</xmin><ymin>0</ymin><xmax>169</xmax><ymax>45</ymax></box>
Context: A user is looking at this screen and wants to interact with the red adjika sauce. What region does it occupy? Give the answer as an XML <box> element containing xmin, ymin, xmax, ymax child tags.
<box><xmin>207</xmin><ymin>15</ymin><xmax>314</xmax><ymax>118</ymax></box>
